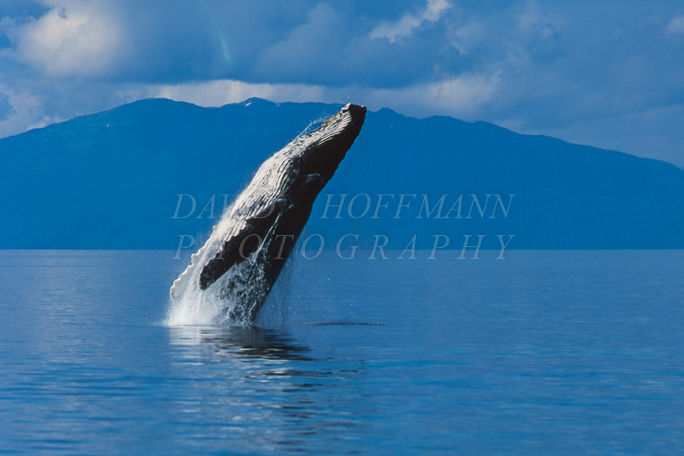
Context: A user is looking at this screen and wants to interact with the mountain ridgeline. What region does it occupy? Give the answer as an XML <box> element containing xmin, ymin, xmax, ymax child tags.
<box><xmin>1</xmin><ymin>98</ymin><xmax>683</xmax><ymax>250</ymax></box>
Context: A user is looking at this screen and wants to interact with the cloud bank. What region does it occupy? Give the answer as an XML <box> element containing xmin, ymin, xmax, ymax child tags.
<box><xmin>1</xmin><ymin>0</ymin><xmax>683</xmax><ymax>165</ymax></box>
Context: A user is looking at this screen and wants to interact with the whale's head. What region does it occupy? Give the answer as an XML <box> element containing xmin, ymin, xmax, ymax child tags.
<box><xmin>278</xmin><ymin>103</ymin><xmax>367</xmax><ymax>198</ymax></box>
<box><xmin>303</xmin><ymin>103</ymin><xmax>367</xmax><ymax>181</ymax></box>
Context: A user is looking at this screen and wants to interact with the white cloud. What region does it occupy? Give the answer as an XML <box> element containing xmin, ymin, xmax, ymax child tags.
<box><xmin>0</xmin><ymin>86</ymin><xmax>47</xmax><ymax>138</ymax></box>
<box><xmin>352</xmin><ymin>72</ymin><xmax>500</xmax><ymax>119</ymax></box>
<box><xmin>148</xmin><ymin>72</ymin><xmax>499</xmax><ymax>121</ymax></box>
<box><xmin>370</xmin><ymin>0</ymin><xmax>452</xmax><ymax>42</ymax></box>
<box><xmin>665</xmin><ymin>15</ymin><xmax>684</xmax><ymax>34</ymax></box>
<box><xmin>149</xmin><ymin>80</ymin><xmax>326</xmax><ymax>107</ymax></box>
<box><xmin>256</xmin><ymin>3</ymin><xmax>346</xmax><ymax>81</ymax></box>
<box><xmin>447</xmin><ymin>21</ymin><xmax>485</xmax><ymax>56</ymax></box>
<box><xmin>12</xmin><ymin>1</ymin><xmax>122</xmax><ymax>77</ymax></box>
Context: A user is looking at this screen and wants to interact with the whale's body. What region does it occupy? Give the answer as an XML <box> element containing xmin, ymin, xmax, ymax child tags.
<box><xmin>170</xmin><ymin>103</ymin><xmax>366</xmax><ymax>324</ymax></box>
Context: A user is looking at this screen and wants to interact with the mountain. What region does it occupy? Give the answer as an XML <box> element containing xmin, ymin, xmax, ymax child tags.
<box><xmin>1</xmin><ymin>98</ymin><xmax>683</xmax><ymax>250</ymax></box>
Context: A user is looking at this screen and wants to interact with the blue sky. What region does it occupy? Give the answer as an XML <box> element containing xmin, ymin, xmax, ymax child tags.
<box><xmin>1</xmin><ymin>0</ymin><xmax>683</xmax><ymax>165</ymax></box>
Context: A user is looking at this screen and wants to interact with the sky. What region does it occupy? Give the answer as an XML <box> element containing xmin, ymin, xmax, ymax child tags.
<box><xmin>1</xmin><ymin>0</ymin><xmax>683</xmax><ymax>166</ymax></box>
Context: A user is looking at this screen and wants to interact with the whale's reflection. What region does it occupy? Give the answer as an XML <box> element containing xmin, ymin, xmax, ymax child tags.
<box><xmin>167</xmin><ymin>324</ymin><xmax>368</xmax><ymax>452</ymax></box>
<box><xmin>169</xmin><ymin>325</ymin><xmax>313</xmax><ymax>362</ymax></box>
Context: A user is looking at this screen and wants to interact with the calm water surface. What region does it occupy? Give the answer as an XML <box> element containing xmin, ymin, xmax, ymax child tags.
<box><xmin>0</xmin><ymin>250</ymin><xmax>683</xmax><ymax>455</ymax></box>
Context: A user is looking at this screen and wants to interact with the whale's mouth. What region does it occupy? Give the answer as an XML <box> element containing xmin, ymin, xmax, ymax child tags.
<box><xmin>168</xmin><ymin>103</ymin><xmax>366</xmax><ymax>324</ymax></box>
<box><xmin>323</xmin><ymin>103</ymin><xmax>366</xmax><ymax>127</ymax></box>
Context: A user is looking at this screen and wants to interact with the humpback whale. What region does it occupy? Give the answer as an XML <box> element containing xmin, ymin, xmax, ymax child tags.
<box><xmin>170</xmin><ymin>103</ymin><xmax>366</xmax><ymax>324</ymax></box>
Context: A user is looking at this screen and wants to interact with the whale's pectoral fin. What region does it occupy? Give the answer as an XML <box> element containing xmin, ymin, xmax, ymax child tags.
<box><xmin>198</xmin><ymin>200</ymin><xmax>287</xmax><ymax>290</ymax></box>
<box><xmin>198</xmin><ymin>225</ymin><xmax>260</xmax><ymax>290</ymax></box>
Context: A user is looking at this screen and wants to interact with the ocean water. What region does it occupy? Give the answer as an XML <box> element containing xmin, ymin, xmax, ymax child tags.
<box><xmin>1</xmin><ymin>250</ymin><xmax>683</xmax><ymax>455</ymax></box>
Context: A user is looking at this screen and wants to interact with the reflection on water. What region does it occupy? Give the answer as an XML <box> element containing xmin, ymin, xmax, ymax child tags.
<box><xmin>170</xmin><ymin>325</ymin><xmax>312</xmax><ymax>361</ymax></box>
<box><xmin>166</xmin><ymin>325</ymin><xmax>369</xmax><ymax>454</ymax></box>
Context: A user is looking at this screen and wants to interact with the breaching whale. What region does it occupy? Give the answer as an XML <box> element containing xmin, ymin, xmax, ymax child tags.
<box><xmin>170</xmin><ymin>103</ymin><xmax>366</xmax><ymax>324</ymax></box>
